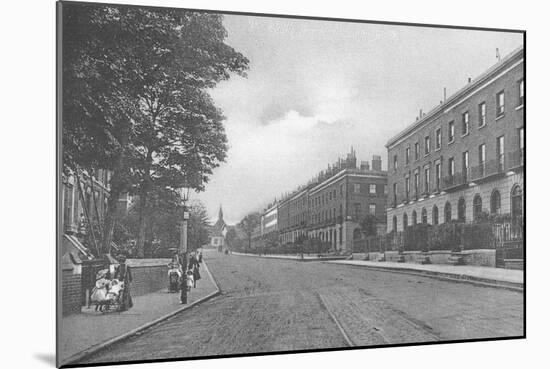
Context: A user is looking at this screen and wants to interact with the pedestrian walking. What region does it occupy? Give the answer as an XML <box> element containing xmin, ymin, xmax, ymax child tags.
<box><xmin>114</xmin><ymin>254</ymin><xmax>133</xmax><ymax>311</ymax></box>
<box><xmin>188</xmin><ymin>252</ymin><xmax>201</xmax><ymax>288</ymax></box>
<box><xmin>198</xmin><ymin>249</ymin><xmax>203</xmax><ymax>263</ymax></box>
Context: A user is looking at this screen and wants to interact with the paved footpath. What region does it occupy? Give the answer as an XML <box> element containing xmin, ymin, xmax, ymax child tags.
<box><xmin>328</xmin><ymin>258</ymin><xmax>523</xmax><ymax>288</ymax></box>
<box><xmin>59</xmin><ymin>261</ymin><xmax>218</xmax><ymax>366</ymax></box>
<box><xmin>81</xmin><ymin>250</ymin><xmax>523</xmax><ymax>365</ymax></box>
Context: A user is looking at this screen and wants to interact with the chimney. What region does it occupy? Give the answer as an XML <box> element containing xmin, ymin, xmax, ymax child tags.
<box><xmin>371</xmin><ymin>155</ymin><xmax>382</xmax><ymax>171</ymax></box>
<box><xmin>360</xmin><ymin>161</ymin><xmax>370</xmax><ymax>171</ymax></box>
<box><xmin>444</xmin><ymin>87</ymin><xmax>447</xmax><ymax>102</ymax></box>
<box><xmin>419</xmin><ymin>109</ymin><xmax>423</xmax><ymax>117</ymax></box>
<box><xmin>468</xmin><ymin>77</ymin><xmax>472</xmax><ymax>83</ymax></box>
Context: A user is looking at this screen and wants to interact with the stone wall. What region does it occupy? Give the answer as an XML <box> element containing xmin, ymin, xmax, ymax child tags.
<box><xmin>127</xmin><ymin>259</ymin><xmax>170</xmax><ymax>297</ymax></box>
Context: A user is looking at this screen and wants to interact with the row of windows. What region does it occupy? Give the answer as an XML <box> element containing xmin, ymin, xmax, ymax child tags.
<box><xmin>394</xmin><ymin>79</ymin><xmax>524</xmax><ymax>172</ymax></box>
<box><xmin>393</xmin><ymin>127</ymin><xmax>524</xmax><ymax>204</ymax></box>
<box><xmin>392</xmin><ymin>185</ymin><xmax>523</xmax><ymax>230</ymax></box>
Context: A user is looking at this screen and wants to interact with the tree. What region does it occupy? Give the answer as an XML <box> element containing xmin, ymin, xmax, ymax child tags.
<box><xmin>61</xmin><ymin>3</ymin><xmax>249</xmax><ymax>257</ymax></box>
<box><xmin>238</xmin><ymin>213</ymin><xmax>260</xmax><ymax>252</ymax></box>
<box><xmin>359</xmin><ymin>214</ymin><xmax>379</xmax><ymax>238</ymax></box>
<box><xmin>187</xmin><ymin>201</ymin><xmax>211</xmax><ymax>251</ymax></box>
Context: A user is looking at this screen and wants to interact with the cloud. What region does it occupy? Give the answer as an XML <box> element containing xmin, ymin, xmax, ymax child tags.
<box><xmin>195</xmin><ymin>15</ymin><xmax>523</xmax><ymax>224</ymax></box>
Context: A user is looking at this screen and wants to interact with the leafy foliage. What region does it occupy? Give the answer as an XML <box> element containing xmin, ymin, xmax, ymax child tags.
<box><xmin>238</xmin><ymin>212</ymin><xmax>261</xmax><ymax>251</ymax></box>
<box><xmin>61</xmin><ymin>3</ymin><xmax>249</xmax><ymax>256</ymax></box>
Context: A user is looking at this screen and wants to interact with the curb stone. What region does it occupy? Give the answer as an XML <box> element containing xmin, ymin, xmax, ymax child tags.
<box><xmin>323</xmin><ymin>262</ymin><xmax>523</xmax><ymax>292</ymax></box>
<box><xmin>63</xmin><ymin>260</ymin><xmax>221</xmax><ymax>367</ymax></box>
<box><xmin>232</xmin><ymin>252</ymin><xmax>349</xmax><ymax>262</ymax></box>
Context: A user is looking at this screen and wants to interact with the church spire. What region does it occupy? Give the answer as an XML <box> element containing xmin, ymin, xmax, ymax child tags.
<box><xmin>218</xmin><ymin>205</ymin><xmax>223</xmax><ymax>221</ymax></box>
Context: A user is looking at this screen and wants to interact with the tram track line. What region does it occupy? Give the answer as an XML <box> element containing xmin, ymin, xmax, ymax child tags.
<box><xmin>315</xmin><ymin>291</ymin><xmax>354</xmax><ymax>347</ymax></box>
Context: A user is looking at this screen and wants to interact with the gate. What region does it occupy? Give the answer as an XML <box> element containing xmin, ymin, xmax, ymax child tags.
<box><xmin>493</xmin><ymin>222</ymin><xmax>524</xmax><ymax>268</ymax></box>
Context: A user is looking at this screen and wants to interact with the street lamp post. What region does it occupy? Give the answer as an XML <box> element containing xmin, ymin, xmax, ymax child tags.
<box><xmin>178</xmin><ymin>187</ymin><xmax>190</xmax><ymax>304</ymax></box>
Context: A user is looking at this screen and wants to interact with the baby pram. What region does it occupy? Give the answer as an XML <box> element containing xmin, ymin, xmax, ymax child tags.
<box><xmin>91</xmin><ymin>269</ymin><xmax>125</xmax><ymax>312</ymax></box>
<box><xmin>167</xmin><ymin>263</ymin><xmax>183</xmax><ymax>293</ymax></box>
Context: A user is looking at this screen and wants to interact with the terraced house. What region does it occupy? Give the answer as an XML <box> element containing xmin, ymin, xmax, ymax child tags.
<box><xmin>277</xmin><ymin>149</ymin><xmax>388</xmax><ymax>253</ymax></box>
<box><xmin>386</xmin><ymin>46</ymin><xmax>524</xmax><ymax>234</ymax></box>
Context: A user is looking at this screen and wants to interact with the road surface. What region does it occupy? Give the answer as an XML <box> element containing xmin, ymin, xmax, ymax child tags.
<box><xmin>82</xmin><ymin>250</ymin><xmax>523</xmax><ymax>364</ymax></box>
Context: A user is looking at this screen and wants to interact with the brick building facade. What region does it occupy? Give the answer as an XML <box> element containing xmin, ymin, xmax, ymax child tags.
<box><xmin>276</xmin><ymin>149</ymin><xmax>388</xmax><ymax>253</ymax></box>
<box><xmin>386</xmin><ymin>47</ymin><xmax>524</xmax><ymax>232</ymax></box>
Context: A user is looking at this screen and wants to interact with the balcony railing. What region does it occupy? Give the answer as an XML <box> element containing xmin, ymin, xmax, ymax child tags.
<box><xmin>470</xmin><ymin>158</ymin><xmax>505</xmax><ymax>182</ymax></box>
<box><xmin>442</xmin><ymin>170</ymin><xmax>469</xmax><ymax>191</ymax></box>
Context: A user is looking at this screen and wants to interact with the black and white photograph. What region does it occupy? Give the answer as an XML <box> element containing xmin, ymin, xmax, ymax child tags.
<box><xmin>55</xmin><ymin>0</ymin><xmax>527</xmax><ymax>367</ymax></box>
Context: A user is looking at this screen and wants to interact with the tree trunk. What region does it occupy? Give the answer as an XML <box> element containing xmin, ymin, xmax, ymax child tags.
<box><xmin>136</xmin><ymin>151</ymin><xmax>153</xmax><ymax>258</ymax></box>
<box><xmin>136</xmin><ymin>189</ymin><xmax>148</xmax><ymax>258</ymax></box>
<box><xmin>102</xmin><ymin>121</ymin><xmax>130</xmax><ymax>255</ymax></box>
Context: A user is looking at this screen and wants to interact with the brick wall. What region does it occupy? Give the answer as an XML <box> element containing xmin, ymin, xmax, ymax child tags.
<box><xmin>62</xmin><ymin>269</ymin><xmax>82</xmax><ymax>316</ymax></box>
<box><xmin>127</xmin><ymin>260</ymin><xmax>170</xmax><ymax>297</ymax></box>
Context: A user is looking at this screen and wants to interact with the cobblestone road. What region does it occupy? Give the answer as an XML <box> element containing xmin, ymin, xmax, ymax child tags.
<box><xmin>82</xmin><ymin>251</ymin><xmax>523</xmax><ymax>364</ymax></box>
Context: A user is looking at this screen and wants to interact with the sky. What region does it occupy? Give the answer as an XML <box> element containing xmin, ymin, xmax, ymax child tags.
<box><xmin>193</xmin><ymin>15</ymin><xmax>523</xmax><ymax>225</ymax></box>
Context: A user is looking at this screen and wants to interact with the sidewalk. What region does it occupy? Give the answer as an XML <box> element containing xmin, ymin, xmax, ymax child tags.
<box><xmin>59</xmin><ymin>261</ymin><xmax>219</xmax><ymax>366</ymax></box>
<box><xmin>325</xmin><ymin>259</ymin><xmax>523</xmax><ymax>290</ymax></box>
<box><xmin>232</xmin><ymin>251</ymin><xmax>349</xmax><ymax>261</ymax></box>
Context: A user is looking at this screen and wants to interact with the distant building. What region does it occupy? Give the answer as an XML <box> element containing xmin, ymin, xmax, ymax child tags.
<box><xmin>277</xmin><ymin>148</ymin><xmax>388</xmax><ymax>253</ymax></box>
<box><xmin>210</xmin><ymin>205</ymin><xmax>227</xmax><ymax>250</ymax></box>
<box><xmin>260</xmin><ymin>203</ymin><xmax>278</xmax><ymax>238</ymax></box>
<box><xmin>385</xmin><ymin>47</ymin><xmax>524</xmax><ymax>232</ymax></box>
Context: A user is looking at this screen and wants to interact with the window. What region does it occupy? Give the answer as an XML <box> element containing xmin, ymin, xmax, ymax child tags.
<box><xmin>448</xmin><ymin>121</ymin><xmax>455</xmax><ymax>143</ymax></box>
<box><xmin>490</xmin><ymin>190</ymin><xmax>501</xmax><ymax>214</ymax></box>
<box><xmin>424</xmin><ymin>167</ymin><xmax>430</xmax><ymax>194</ymax></box>
<box><xmin>369</xmin><ymin>204</ymin><xmax>376</xmax><ymax>215</ymax></box>
<box><xmin>354</xmin><ymin>183</ymin><xmax>360</xmax><ymax>193</ymax></box>
<box><xmin>496</xmin><ymin>90</ymin><xmax>505</xmax><ymax>117</ymax></box>
<box><xmin>462</xmin><ymin>151</ymin><xmax>469</xmax><ymax>175</ymax></box>
<box><xmin>448</xmin><ymin>157</ymin><xmax>455</xmax><ymax>176</ymax></box>
<box><xmin>403</xmin><ymin>213</ymin><xmax>408</xmax><ymax>228</ymax></box>
<box><xmin>435</xmin><ymin>163</ymin><xmax>441</xmax><ymax>190</ymax></box>
<box><xmin>414</xmin><ymin>172</ymin><xmax>419</xmax><ymax>197</ymax></box>
<box><xmin>63</xmin><ymin>184</ymin><xmax>73</xmax><ymax>230</ymax></box>
<box><xmin>473</xmin><ymin>194</ymin><xmax>483</xmax><ymax>220</ymax></box>
<box><xmin>414</xmin><ymin>142</ymin><xmax>419</xmax><ymax>160</ymax></box>
<box><xmin>393</xmin><ymin>154</ymin><xmax>398</xmax><ymax>171</ymax></box>
<box><xmin>412</xmin><ymin>210</ymin><xmax>417</xmax><ymax>225</ymax></box>
<box><xmin>479</xmin><ymin>144</ymin><xmax>486</xmax><ymax>176</ymax></box>
<box><xmin>444</xmin><ymin>202</ymin><xmax>452</xmax><ymax>223</ymax></box>
<box><xmin>458</xmin><ymin>197</ymin><xmax>466</xmax><ymax>222</ymax></box>
<box><xmin>478</xmin><ymin>102</ymin><xmax>486</xmax><ymax>127</ymax></box>
<box><xmin>519</xmin><ymin>127</ymin><xmax>524</xmax><ymax>152</ymax></box>
<box><xmin>432</xmin><ymin>206</ymin><xmax>439</xmax><ymax>225</ymax></box>
<box><xmin>518</xmin><ymin>79</ymin><xmax>524</xmax><ymax>107</ymax></box>
<box><xmin>405</xmin><ymin>177</ymin><xmax>410</xmax><ymax>200</ymax></box>
<box><xmin>421</xmin><ymin>208</ymin><xmax>428</xmax><ymax>224</ymax></box>
<box><xmin>405</xmin><ymin>147</ymin><xmax>410</xmax><ymax>164</ymax></box>
<box><xmin>369</xmin><ymin>184</ymin><xmax>377</xmax><ymax>194</ymax></box>
<box><xmin>392</xmin><ymin>183</ymin><xmax>397</xmax><ymax>206</ymax></box>
<box><xmin>497</xmin><ymin>136</ymin><xmax>505</xmax><ymax>171</ymax></box>
<box><xmin>435</xmin><ymin>128</ymin><xmax>441</xmax><ymax>150</ymax></box>
<box><xmin>392</xmin><ymin>216</ymin><xmax>398</xmax><ymax>232</ymax></box>
<box><xmin>511</xmin><ymin>185</ymin><xmax>523</xmax><ymax>219</ymax></box>
<box><xmin>384</xmin><ymin>184</ymin><xmax>388</xmax><ymax>195</ymax></box>
<box><xmin>462</xmin><ymin>111</ymin><xmax>469</xmax><ymax>135</ymax></box>
<box><xmin>340</xmin><ymin>184</ymin><xmax>344</xmax><ymax>196</ymax></box>
<box><xmin>424</xmin><ymin>135</ymin><xmax>430</xmax><ymax>154</ymax></box>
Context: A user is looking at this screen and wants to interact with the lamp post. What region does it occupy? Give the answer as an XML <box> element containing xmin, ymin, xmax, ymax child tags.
<box><xmin>178</xmin><ymin>187</ymin><xmax>190</xmax><ymax>304</ymax></box>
